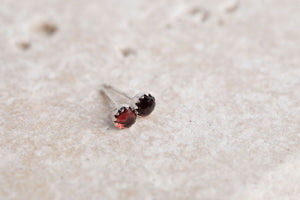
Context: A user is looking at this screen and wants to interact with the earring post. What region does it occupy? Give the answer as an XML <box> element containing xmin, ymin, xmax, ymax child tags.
<box><xmin>100</xmin><ymin>88</ymin><xmax>117</xmax><ymax>107</ymax></box>
<box><xmin>102</xmin><ymin>84</ymin><xmax>132</xmax><ymax>99</ymax></box>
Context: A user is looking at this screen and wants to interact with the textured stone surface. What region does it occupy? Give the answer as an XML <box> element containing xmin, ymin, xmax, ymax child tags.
<box><xmin>0</xmin><ymin>0</ymin><xmax>300</xmax><ymax>199</ymax></box>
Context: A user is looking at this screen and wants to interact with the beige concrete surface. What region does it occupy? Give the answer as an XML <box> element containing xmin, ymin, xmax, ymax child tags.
<box><xmin>0</xmin><ymin>0</ymin><xmax>300</xmax><ymax>199</ymax></box>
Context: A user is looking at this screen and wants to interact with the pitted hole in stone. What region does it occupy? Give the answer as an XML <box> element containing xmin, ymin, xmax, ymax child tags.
<box><xmin>15</xmin><ymin>40</ymin><xmax>31</xmax><ymax>50</ymax></box>
<box><xmin>31</xmin><ymin>21</ymin><xmax>58</xmax><ymax>36</ymax></box>
<box><xmin>188</xmin><ymin>7</ymin><xmax>210</xmax><ymax>22</ymax></box>
<box><xmin>120</xmin><ymin>47</ymin><xmax>136</xmax><ymax>57</ymax></box>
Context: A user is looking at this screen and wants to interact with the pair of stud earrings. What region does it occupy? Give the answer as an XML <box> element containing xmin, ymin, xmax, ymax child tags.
<box><xmin>100</xmin><ymin>84</ymin><xmax>156</xmax><ymax>129</ymax></box>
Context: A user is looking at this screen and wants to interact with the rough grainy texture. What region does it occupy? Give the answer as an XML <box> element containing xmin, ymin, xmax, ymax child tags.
<box><xmin>0</xmin><ymin>0</ymin><xmax>300</xmax><ymax>199</ymax></box>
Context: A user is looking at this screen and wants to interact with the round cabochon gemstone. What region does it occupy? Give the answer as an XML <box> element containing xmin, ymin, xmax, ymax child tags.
<box><xmin>136</xmin><ymin>94</ymin><xmax>155</xmax><ymax>117</ymax></box>
<box><xmin>114</xmin><ymin>107</ymin><xmax>137</xmax><ymax>129</ymax></box>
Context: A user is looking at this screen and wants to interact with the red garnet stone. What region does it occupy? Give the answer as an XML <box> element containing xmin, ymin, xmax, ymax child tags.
<box><xmin>136</xmin><ymin>94</ymin><xmax>155</xmax><ymax>117</ymax></box>
<box><xmin>114</xmin><ymin>107</ymin><xmax>136</xmax><ymax>129</ymax></box>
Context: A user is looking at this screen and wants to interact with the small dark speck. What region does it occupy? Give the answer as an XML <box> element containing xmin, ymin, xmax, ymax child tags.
<box><xmin>15</xmin><ymin>41</ymin><xmax>31</xmax><ymax>50</ymax></box>
<box><xmin>165</xmin><ymin>23</ymin><xmax>172</xmax><ymax>29</ymax></box>
<box><xmin>218</xmin><ymin>18</ymin><xmax>225</xmax><ymax>25</ymax></box>
<box><xmin>121</xmin><ymin>47</ymin><xmax>136</xmax><ymax>57</ymax></box>
<box><xmin>188</xmin><ymin>7</ymin><xmax>210</xmax><ymax>22</ymax></box>
<box><xmin>32</xmin><ymin>21</ymin><xmax>58</xmax><ymax>36</ymax></box>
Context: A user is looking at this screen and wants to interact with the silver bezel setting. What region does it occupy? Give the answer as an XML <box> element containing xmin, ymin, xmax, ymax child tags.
<box><xmin>134</xmin><ymin>93</ymin><xmax>155</xmax><ymax>117</ymax></box>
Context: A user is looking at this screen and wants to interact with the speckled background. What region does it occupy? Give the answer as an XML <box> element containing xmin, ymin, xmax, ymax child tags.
<box><xmin>0</xmin><ymin>0</ymin><xmax>300</xmax><ymax>199</ymax></box>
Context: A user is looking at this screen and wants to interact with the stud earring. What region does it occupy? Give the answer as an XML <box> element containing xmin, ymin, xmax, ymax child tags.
<box><xmin>102</xmin><ymin>84</ymin><xmax>156</xmax><ymax>117</ymax></box>
<box><xmin>100</xmin><ymin>87</ymin><xmax>137</xmax><ymax>129</ymax></box>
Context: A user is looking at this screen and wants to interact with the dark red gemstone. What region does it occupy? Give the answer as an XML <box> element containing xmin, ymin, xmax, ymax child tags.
<box><xmin>114</xmin><ymin>107</ymin><xmax>136</xmax><ymax>129</ymax></box>
<box><xmin>136</xmin><ymin>94</ymin><xmax>155</xmax><ymax>117</ymax></box>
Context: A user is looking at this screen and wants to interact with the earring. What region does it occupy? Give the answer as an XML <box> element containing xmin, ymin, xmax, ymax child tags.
<box><xmin>100</xmin><ymin>87</ymin><xmax>137</xmax><ymax>129</ymax></box>
<box><xmin>102</xmin><ymin>84</ymin><xmax>156</xmax><ymax>117</ymax></box>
